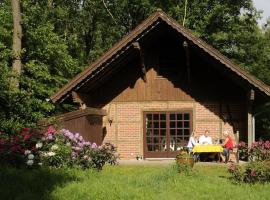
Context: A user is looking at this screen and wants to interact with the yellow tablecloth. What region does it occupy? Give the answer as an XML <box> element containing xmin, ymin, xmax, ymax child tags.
<box><xmin>192</xmin><ymin>145</ymin><xmax>223</xmax><ymax>153</ymax></box>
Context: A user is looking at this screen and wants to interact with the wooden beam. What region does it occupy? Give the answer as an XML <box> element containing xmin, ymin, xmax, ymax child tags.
<box><xmin>183</xmin><ymin>41</ymin><xmax>190</xmax><ymax>83</ymax></box>
<box><xmin>71</xmin><ymin>91</ymin><xmax>88</xmax><ymax>109</ymax></box>
<box><xmin>247</xmin><ymin>89</ymin><xmax>255</xmax><ymax>148</ymax></box>
<box><xmin>132</xmin><ymin>42</ymin><xmax>147</xmax><ymax>82</ymax></box>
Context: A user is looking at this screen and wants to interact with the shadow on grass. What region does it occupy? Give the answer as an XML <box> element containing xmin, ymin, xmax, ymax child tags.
<box><xmin>0</xmin><ymin>166</ymin><xmax>77</xmax><ymax>200</ymax></box>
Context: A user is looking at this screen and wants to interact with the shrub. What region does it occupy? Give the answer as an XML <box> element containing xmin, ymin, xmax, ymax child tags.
<box><xmin>0</xmin><ymin>126</ymin><xmax>118</xmax><ymax>170</ymax></box>
<box><xmin>237</xmin><ymin>140</ymin><xmax>270</xmax><ymax>161</ymax></box>
<box><xmin>237</xmin><ymin>141</ymin><xmax>249</xmax><ymax>161</ymax></box>
<box><xmin>175</xmin><ymin>149</ymin><xmax>194</xmax><ymax>174</ymax></box>
<box><xmin>228</xmin><ymin>161</ymin><xmax>270</xmax><ymax>184</ymax></box>
<box><xmin>0</xmin><ymin>128</ymin><xmax>42</xmax><ymax>167</ymax></box>
<box><xmin>249</xmin><ymin>140</ymin><xmax>270</xmax><ymax>161</ymax></box>
<box><xmin>37</xmin><ymin>128</ymin><xmax>118</xmax><ymax>170</ymax></box>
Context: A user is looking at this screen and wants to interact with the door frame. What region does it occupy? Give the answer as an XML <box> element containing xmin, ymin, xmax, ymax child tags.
<box><xmin>143</xmin><ymin>110</ymin><xmax>193</xmax><ymax>158</ymax></box>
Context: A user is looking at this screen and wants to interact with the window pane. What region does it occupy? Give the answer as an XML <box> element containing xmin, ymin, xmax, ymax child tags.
<box><xmin>146</xmin><ymin>130</ymin><xmax>152</xmax><ymax>136</ymax></box>
<box><xmin>160</xmin><ymin>129</ymin><xmax>166</xmax><ymax>136</ymax></box>
<box><xmin>183</xmin><ymin>129</ymin><xmax>190</xmax><ymax>136</ymax></box>
<box><xmin>153</xmin><ymin>129</ymin><xmax>159</xmax><ymax>136</ymax></box>
<box><xmin>177</xmin><ymin>121</ymin><xmax>183</xmax><ymax>128</ymax></box>
<box><xmin>170</xmin><ymin>121</ymin><xmax>175</xmax><ymax>128</ymax></box>
<box><xmin>177</xmin><ymin>114</ymin><xmax>182</xmax><ymax>120</ymax></box>
<box><xmin>154</xmin><ymin>122</ymin><xmax>159</xmax><ymax>128</ymax></box>
<box><xmin>170</xmin><ymin>129</ymin><xmax>176</xmax><ymax>136</ymax></box>
<box><xmin>177</xmin><ymin>129</ymin><xmax>182</xmax><ymax>136</ymax></box>
<box><xmin>160</xmin><ymin>122</ymin><xmax>166</xmax><ymax>129</ymax></box>
<box><xmin>147</xmin><ymin>144</ymin><xmax>153</xmax><ymax>151</ymax></box>
<box><xmin>147</xmin><ymin>137</ymin><xmax>152</xmax><ymax>144</ymax></box>
<box><xmin>146</xmin><ymin>121</ymin><xmax>152</xmax><ymax>128</ymax></box>
<box><xmin>170</xmin><ymin>114</ymin><xmax>175</xmax><ymax>120</ymax></box>
<box><xmin>146</xmin><ymin>114</ymin><xmax>152</xmax><ymax>120</ymax></box>
<box><xmin>160</xmin><ymin>114</ymin><xmax>166</xmax><ymax>120</ymax></box>
<box><xmin>184</xmin><ymin>113</ymin><xmax>190</xmax><ymax>120</ymax></box>
<box><xmin>184</xmin><ymin>121</ymin><xmax>189</xmax><ymax>128</ymax></box>
<box><xmin>153</xmin><ymin>137</ymin><xmax>159</xmax><ymax>144</ymax></box>
<box><xmin>153</xmin><ymin>114</ymin><xmax>159</xmax><ymax>120</ymax></box>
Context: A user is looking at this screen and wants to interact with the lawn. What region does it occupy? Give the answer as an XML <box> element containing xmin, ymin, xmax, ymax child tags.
<box><xmin>1</xmin><ymin>163</ymin><xmax>269</xmax><ymax>200</ymax></box>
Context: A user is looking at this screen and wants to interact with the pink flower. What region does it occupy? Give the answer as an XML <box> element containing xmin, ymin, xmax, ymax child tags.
<box><xmin>23</xmin><ymin>134</ymin><xmax>32</xmax><ymax>141</ymax></box>
<box><xmin>250</xmin><ymin>170</ymin><xmax>257</xmax><ymax>177</ymax></box>
<box><xmin>46</xmin><ymin>126</ymin><xmax>56</xmax><ymax>135</ymax></box>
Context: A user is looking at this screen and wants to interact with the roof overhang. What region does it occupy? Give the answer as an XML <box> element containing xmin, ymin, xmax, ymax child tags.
<box><xmin>50</xmin><ymin>10</ymin><xmax>270</xmax><ymax>103</ymax></box>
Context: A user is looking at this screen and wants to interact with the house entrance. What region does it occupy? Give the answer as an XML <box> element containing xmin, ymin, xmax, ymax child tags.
<box><xmin>143</xmin><ymin>111</ymin><xmax>192</xmax><ymax>158</ymax></box>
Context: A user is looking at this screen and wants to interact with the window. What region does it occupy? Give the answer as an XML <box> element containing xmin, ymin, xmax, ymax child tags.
<box><xmin>145</xmin><ymin>112</ymin><xmax>192</xmax><ymax>156</ymax></box>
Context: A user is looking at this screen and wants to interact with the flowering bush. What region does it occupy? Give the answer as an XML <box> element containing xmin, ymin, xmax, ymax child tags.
<box><xmin>228</xmin><ymin>161</ymin><xmax>270</xmax><ymax>184</ymax></box>
<box><xmin>35</xmin><ymin>128</ymin><xmax>118</xmax><ymax>170</ymax></box>
<box><xmin>0</xmin><ymin>126</ymin><xmax>118</xmax><ymax>170</ymax></box>
<box><xmin>249</xmin><ymin>140</ymin><xmax>270</xmax><ymax>161</ymax></box>
<box><xmin>237</xmin><ymin>140</ymin><xmax>270</xmax><ymax>161</ymax></box>
<box><xmin>237</xmin><ymin>141</ymin><xmax>249</xmax><ymax>161</ymax></box>
<box><xmin>59</xmin><ymin>129</ymin><xmax>118</xmax><ymax>170</ymax></box>
<box><xmin>0</xmin><ymin>128</ymin><xmax>42</xmax><ymax>167</ymax></box>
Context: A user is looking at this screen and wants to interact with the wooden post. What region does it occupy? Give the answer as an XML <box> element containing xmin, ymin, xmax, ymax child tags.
<box><xmin>183</xmin><ymin>41</ymin><xmax>190</xmax><ymax>83</ymax></box>
<box><xmin>132</xmin><ymin>42</ymin><xmax>147</xmax><ymax>82</ymax></box>
<box><xmin>247</xmin><ymin>89</ymin><xmax>255</xmax><ymax>147</ymax></box>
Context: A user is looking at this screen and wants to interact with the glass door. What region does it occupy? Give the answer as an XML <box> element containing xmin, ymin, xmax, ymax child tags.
<box><xmin>144</xmin><ymin>111</ymin><xmax>192</xmax><ymax>158</ymax></box>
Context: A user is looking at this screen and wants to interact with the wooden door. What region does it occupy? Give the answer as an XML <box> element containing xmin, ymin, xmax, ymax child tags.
<box><xmin>144</xmin><ymin>111</ymin><xmax>192</xmax><ymax>158</ymax></box>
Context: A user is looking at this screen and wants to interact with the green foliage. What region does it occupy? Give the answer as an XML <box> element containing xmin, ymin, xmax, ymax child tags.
<box><xmin>1</xmin><ymin>0</ymin><xmax>270</xmax><ymax>134</ymax></box>
<box><xmin>228</xmin><ymin>161</ymin><xmax>270</xmax><ymax>184</ymax></box>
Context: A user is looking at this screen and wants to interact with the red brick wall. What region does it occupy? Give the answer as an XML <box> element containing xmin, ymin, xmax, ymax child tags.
<box><xmin>102</xmin><ymin>101</ymin><xmax>246</xmax><ymax>159</ymax></box>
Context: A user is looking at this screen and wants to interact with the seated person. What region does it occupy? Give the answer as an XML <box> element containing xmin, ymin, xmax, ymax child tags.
<box><xmin>187</xmin><ymin>131</ymin><xmax>197</xmax><ymax>153</ymax></box>
<box><xmin>199</xmin><ymin>130</ymin><xmax>212</xmax><ymax>145</ymax></box>
<box><xmin>221</xmin><ymin>131</ymin><xmax>234</xmax><ymax>163</ymax></box>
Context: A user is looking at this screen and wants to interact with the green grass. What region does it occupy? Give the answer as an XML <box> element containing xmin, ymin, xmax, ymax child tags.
<box><xmin>1</xmin><ymin>164</ymin><xmax>270</xmax><ymax>200</ymax></box>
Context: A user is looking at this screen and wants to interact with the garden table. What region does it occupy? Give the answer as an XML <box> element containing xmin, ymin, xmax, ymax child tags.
<box><xmin>192</xmin><ymin>144</ymin><xmax>223</xmax><ymax>162</ymax></box>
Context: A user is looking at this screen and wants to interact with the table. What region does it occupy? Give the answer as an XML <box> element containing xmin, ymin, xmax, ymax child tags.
<box><xmin>192</xmin><ymin>145</ymin><xmax>223</xmax><ymax>162</ymax></box>
<box><xmin>192</xmin><ymin>144</ymin><xmax>223</xmax><ymax>153</ymax></box>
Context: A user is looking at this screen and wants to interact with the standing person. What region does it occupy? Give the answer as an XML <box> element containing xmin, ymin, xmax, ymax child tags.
<box><xmin>221</xmin><ymin>131</ymin><xmax>234</xmax><ymax>163</ymax></box>
<box><xmin>187</xmin><ymin>131</ymin><xmax>197</xmax><ymax>153</ymax></box>
<box><xmin>199</xmin><ymin>130</ymin><xmax>212</xmax><ymax>145</ymax></box>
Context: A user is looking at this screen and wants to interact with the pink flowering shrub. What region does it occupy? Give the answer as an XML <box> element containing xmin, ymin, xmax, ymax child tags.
<box><xmin>237</xmin><ymin>140</ymin><xmax>270</xmax><ymax>161</ymax></box>
<box><xmin>0</xmin><ymin>126</ymin><xmax>118</xmax><ymax>170</ymax></box>
<box><xmin>249</xmin><ymin>140</ymin><xmax>270</xmax><ymax>161</ymax></box>
<box><xmin>37</xmin><ymin>128</ymin><xmax>118</xmax><ymax>170</ymax></box>
<box><xmin>0</xmin><ymin>128</ymin><xmax>42</xmax><ymax>167</ymax></box>
<box><xmin>228</xmin><ymin>161</ymin><xmax>270</xmax><ymax>183</ymax></box>
<box><xmin>59</xmin><ymin>129</ymin><xmax>118</xmax><ymax>170</ymax></box>
<box><xmin>237</xmin><ymin>141</ymin><xmax>249</xmax><ymax>160</ymax></box>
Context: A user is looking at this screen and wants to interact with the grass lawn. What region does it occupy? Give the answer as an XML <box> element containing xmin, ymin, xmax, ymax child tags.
<box><xmin>1</xmin><ymin>163</ymin><xmax>269</xmax><ymax>200</ymax></box>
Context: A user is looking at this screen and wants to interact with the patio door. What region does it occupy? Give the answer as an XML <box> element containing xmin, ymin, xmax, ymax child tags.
<box><xmin>143</xmin><ymin>111</ymin><xmax>192</xmax><ymax>158</ymax></box>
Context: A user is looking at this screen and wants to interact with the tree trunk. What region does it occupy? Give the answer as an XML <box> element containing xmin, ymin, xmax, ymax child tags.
<box><xmin>11</xmin><ymin>0</ymin><xmax>22</xmax><ymax>87</ymax></box>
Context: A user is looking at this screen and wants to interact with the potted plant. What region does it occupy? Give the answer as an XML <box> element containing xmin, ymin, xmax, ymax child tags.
<box><xmin>176</xmin><ymin>148</ymin><xmax>194</xmax><ymax>168</ymax></box>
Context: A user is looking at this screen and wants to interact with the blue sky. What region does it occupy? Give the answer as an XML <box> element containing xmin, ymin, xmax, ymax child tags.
<box><xmin>253</xmin><ymin>0</ymin><xmax>270</xmax><ymax>25</ymax></box>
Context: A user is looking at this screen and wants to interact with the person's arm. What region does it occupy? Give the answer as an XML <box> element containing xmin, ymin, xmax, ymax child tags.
<box><xmin>223</xmin><ymin>138</ymin><xmax>229</xmax><ymax>147</ymax></box>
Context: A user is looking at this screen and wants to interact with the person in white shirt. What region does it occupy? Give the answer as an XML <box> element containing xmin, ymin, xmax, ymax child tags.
<box><xmin>199</xmin><ymin>130</ymin><xmax>212</xmax><ymax>145</ymax></box>
<box><xmin>187</xmin><ymin>131</ymin><xmax>197</xmax><ymax>153</ymax></box>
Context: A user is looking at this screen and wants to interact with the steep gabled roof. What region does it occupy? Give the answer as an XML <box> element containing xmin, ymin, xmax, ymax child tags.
<box><xmin>51</xmin><ymin>10</ymin><xmax>270</xmax><ymax>103</ymax></box>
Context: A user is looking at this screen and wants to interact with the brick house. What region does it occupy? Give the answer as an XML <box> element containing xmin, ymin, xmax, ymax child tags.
<box><xmin>50</xmin><ymin>10</ymin><xmax>270</xmax><ymax>159</ymax></box>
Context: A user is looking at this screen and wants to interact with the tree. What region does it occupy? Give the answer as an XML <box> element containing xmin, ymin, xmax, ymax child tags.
<box><xmin>11</xmin><ymin>0</ymin><xmax>22</xmax><ymax>87</ymax></box>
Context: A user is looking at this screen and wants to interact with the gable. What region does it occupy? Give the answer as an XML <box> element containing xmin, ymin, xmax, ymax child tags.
<box><xmin>50</xmin><ymin>10</ymin><xmax>270</xmax><ymax>104</ymax></box>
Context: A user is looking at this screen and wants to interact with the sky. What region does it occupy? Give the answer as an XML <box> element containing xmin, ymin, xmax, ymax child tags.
<box><xmin>253</xmin><ymin>0</ymin><xmax>270</xmax><ymax>26</ymax></box>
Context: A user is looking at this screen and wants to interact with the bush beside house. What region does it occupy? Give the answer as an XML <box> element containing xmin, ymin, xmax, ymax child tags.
<box><xmin>229</xmin><ymin>140</ymin><xmax>270</xmax><ymax>183</ymax></box>
<box><xmin>0</xmin><ymin>126</ymin><xmax>118</xmax><ymax>170</ymax></box>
